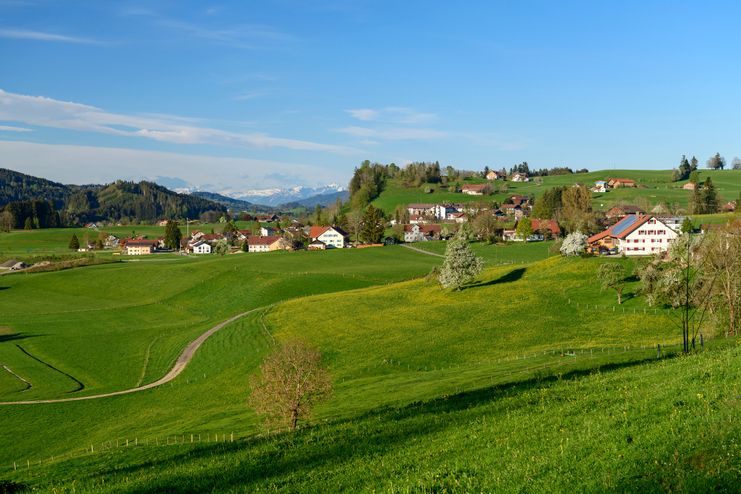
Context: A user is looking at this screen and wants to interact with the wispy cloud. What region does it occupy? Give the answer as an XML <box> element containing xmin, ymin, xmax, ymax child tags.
<box><xmin>0</xmin><ymin>140</ymin><xmax>345</xmax><ymax>189</ymax></box>
<box><xmin>346</xmin><ymin>107</ymin><xmax>438</xmax><ymax>125</ymax></box>
<box><xmin>0</xmin><ymin>124</ymin><xmax>32</xmax><ymax>132</ymax></box>
<box><xmin>337</xmin><ymin>126</ymin><xmax>447</xmax><ymax>141</ymax></box>
<box><xmin>0</xmin><ymin>28</ymin><xmax>102</xmax><ymax>44</ymax></box>
<box><xmin>122</xmin><ymin>7</ymin><xmax>295</xmax><ymax>50</ymax></box>
<box><xmin>233</xmin><ymin>90</ymin><xmax>268</xmax><ymax>101</ymax></box>
<box><xmin>0</xmin><ymin>89</ymin><xmax>355</xmax><ymax>154</ymax></box>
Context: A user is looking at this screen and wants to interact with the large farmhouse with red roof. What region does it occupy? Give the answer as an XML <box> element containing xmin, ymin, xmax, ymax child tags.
<box><xmin>587</xmin><ymin>215</ymin><xmax>678</xmax><ymax>256</ymax></box>
<box><xmin>309</xmin><ymin>226</ymin><xmax>348</xmax><ymax>249</ymax></box>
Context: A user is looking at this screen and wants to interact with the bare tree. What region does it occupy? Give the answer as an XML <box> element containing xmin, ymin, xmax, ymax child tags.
<box><xmin>703</xmin><ymin>220</ymin><xmax>741</xmax><ymax>336</ymax></box>
<box><xmin>248</xmin><ymin>340</ymin><xmax>332</xmax><ymax>431</ymax></box>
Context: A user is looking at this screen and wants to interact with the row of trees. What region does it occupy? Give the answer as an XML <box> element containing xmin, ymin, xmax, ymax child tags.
<box><xmin>1</xmin><ymin>200</ymin><xmax>63</xmax><ymax>231</ymax></box>
<box><xmin>672</xmin><ymin>153</ymin><xmax>741</xmax><ymax>181</ymax></box>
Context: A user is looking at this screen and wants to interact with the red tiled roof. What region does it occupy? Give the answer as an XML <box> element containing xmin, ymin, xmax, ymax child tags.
<box><xmin>403</xmin><ymin>224</ymin><xmax>441</xmax><ymax>233</ymax></box>
<box><xmin>309</xmin><ymin>226</ymin><xmax>329</xmax><ymax>239</ymax></box>
<box><xmin>125</xmin><ymin>239</ymin><xmax>157</xmax><ymax>247</ymax></box>
<box><xmin>462</xmin><ymin>184</ymin><xmax>489</xmax><ymax>191</ymax></box>
<box><xmin>248</xmin><ymin>235</ymin><xmax>282</xmax><ymax>245</ymax></box>
<box><xmin>531</xmin><ymin>219</ymin><xmax>560</xmax><ymax>235</ymax></box>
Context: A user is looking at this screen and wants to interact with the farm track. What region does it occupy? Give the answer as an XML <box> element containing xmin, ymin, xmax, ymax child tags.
<box><xmin>0</xmin><ymin>307</ymin><xmax>265</xmax><ymax>406</ymax></box>
<box><xmin>400</xmin><ymin>244</ymin><xmax>445</xmax><ymax>258</ymax></box>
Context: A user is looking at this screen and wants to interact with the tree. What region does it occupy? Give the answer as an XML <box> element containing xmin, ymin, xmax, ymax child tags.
<box><xmin>359</xmin><ymin>205</ymin><xmax>385</xmax><ymax>244</ymax></box>
<box><xmin>706</xmin><ymin>152</ymin><xmax>725</xmax><ymax>170</ymax></box>
<box><xmin>23</xmin><ymin>217</ymin><xmax>33</xmax><ymax>230</ymax></box>
<box><xmin>681</xmin><ymin>217</ymin><xmax>694</xmax><ymax>234</ymax></box>
<box><xmin>241</xmin><ymin>240</ymin><xmax>249</xmax><ymax>252</ymax></box>
<box><xmin>515</xmin><ymin>217</ymin><xmax>533</xmax><ymax>241</ymax></box>
<box><xmin>701</xmin><ymin>177</ymin><xmax>719</xmax><ymax>213</ymax></box>
<box><xmin>0</xmin><ymin>211</ymin><xmax>13</xmax><ymax>232</ymax></box>
<box><xmin>438</xmin><ymin>232</ymin><xmax>483</xmax><ymax>290</ymax></box>
<box><xmin>560</xmin><ymin>231</ymin><xmax>587</xmax><ymax>256</ymax></box>
<box><xmin>703</xmin><ymin>220</ymin><xmax>741</xmax><ymax>337</ymax></box>
<box><xmin>164</xmin><ymin>220</ymin><xmax>182</xmax><ymax>250</ymax></box>
<box><xmin>472</xmin><ymin>212</ymin><xmax>498</xmax><ymax>243</ymax></box>
<box><xmin>68</xmin><ymin>234</ymin><xmax>80</xmax><ymax>250</ymax></box>
<box><xmin>597</xmin><ymin>262</ymin><xmax>626</xmax><ymax>304</ymax></box>
<box><xmin>248</xmin><ymin>340</ymin><xmax>332</xmax><ymax>431</ymax></box>
<box><xmin>561</xmin><ymin>185</ymin><xmax>595</xmax><ymax>233</ymax></box>
<box><xmin>214</xmin><ymin>238</ymin><xmax>229</xmax><ymax>256</ymax></box>
<box><xmin>732</xmin><ymin>157</ymin><xmax>741</xmax><ymax>170</ymax></box>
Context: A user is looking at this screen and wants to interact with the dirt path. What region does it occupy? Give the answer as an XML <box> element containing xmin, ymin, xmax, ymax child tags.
<box><xmin>400</xmin><ymin>244</ymin><xmax>445</xmax><ymax>258</ymax></box>
<box><xmin>0</xmin><ymin>307</ymin><xmax>265</xmax><ymax>406</ymax></box>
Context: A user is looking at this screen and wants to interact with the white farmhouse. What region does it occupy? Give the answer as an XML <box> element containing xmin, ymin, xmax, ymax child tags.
<box><xmin>191</xmin><ymin>240</ymin><xmax>212</xmax><ymax>254</ymax></box>
<box><xmin>309</xmin><ymin>226</ymin><xmax>348</xmax><ymax>248</ymax></box>
<box><xmin>587</xmin><ymin>215</ymin><xmax>679</xmax><ymax>256</ymax></box>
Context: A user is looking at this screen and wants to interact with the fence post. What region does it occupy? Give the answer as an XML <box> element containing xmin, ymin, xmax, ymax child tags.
<box><xmin>700</xmin><ymin>334</ymin><xmax>704</xmax><ymax>349</ymax></box>
<box><xmin>657</xmin><ymin>344</ymin><xmax>661</xmax><ymax>359</ymax></box>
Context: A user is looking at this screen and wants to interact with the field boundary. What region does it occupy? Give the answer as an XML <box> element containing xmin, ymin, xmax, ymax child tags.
<box><xmin>0</xmin><ymin>307</ymin><xmax>266</xmax><ymax>406</ymax></box>
<box><xmin>15</xmin><ymin>345</ymin><xmax>85</xmax><ymax>393</ymax></box>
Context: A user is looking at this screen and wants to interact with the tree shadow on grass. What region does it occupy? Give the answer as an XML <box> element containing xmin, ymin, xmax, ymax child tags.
<box><xmin>463</xmin><ymin>267</ymin><xmax>526</xmax><ymax>290</ymax></box>
<box><xmin>0</xmin><ymin>333</ymin><xmax>40</xmax><ymax>343</ymax></box>
<box><xmin>0</xmin><ymin>286</ymin><xmax>9</xmax><ymax>291</ymax></box>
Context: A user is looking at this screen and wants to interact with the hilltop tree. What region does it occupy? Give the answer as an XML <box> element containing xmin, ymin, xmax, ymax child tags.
<box><xmin>164</xmin><ymin>220</ymin><xmax>183</xmax><ymax>250</ymax></box>
<box><xmin>597</xmin><ymin>262</ymin><xmax>626</xmax><ymax>305</ymax></box>
<box><xmin>68</xmin><ymin>234</ymin><xmax>80</xmax><ymax>250</ymax></box>
<box><xmin>732</xmin><ymin>157</ymin><xmax>741</xmax><ymax>170</ymax></box>
<box><xmin>515</xmin><ymin>217</ymin><xmax>533</xmax><ymax>241</ymax></box>
<box><xmin>438</xmin><ymin>232</ymin><xmax>483</xmax><ymax>290</ymax></box>
<box><xmin>248</xmin><ymin>340</ymin><xmax>332</xmax><ymax>431</ymax></box>
<box><xmin>359</xmin><ymin>205</ymin><xmax>385</xmax><ymax>244</ymax></box>
<box><xmin>706</xmin><ymin>152</ymin><xmax>725</xmax><ymax>170</ymax></box>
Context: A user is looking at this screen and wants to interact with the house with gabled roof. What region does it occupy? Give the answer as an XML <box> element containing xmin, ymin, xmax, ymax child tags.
<box><xmin>461</xmin><ymin>184</ymin><xmax>490</xmax><ymax>195</ymax></box>
<box><xmin>403</xmin><ymin>224</ymin><xmax>442</xmax><ymax>243</ymax></box>
<box><xmin>607</xmin><ymin>178</ymin><xmax>637</xmax><ymax>188</ymax></box>
<box><xmin>605</xmin><ymin>205</ymin><xmax>646</xmax><ymax>220</ymax></box>
<box><xmin>309</xmin><ymin>226</ymin><xmax>348</xmax><ymax>248</ymax></box>
<box><xmin>246</xmin><ymin>235</ymin><xmax>287</xmax><ymax>253</ymax></box>
<box><xmin>587</xmin><ymin>214</ymin><xmax>678</xmax><ymax>256</ymax></box>
<box><xmin>124</xmin><ymin>239</ymin><xmax>158</xmax><ymax>255</ymax></box>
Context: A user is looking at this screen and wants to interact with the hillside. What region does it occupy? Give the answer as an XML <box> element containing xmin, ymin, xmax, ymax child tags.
<box><xmin>0</xmin><ymin>168</ymin><xmax>226</xmax><ymax>224</ymax></box>
<box><xmin>371</xmin><ymin>169</ymin><xmax>741</xmax><ymax>215</ymax></box>
<box><xmin>190</xmin><ymin>191</ymin><xmax>273</xmax><ymax>213</ymax></box>
<box><xmin>9</xmin><ymin>345</ymin><xmax>737</xmax><ymax>492</ymax></box>
<box><xmin>0</xmin><ymin>168</ymin><xmax>77</xmax><ymax>209</ymax></box>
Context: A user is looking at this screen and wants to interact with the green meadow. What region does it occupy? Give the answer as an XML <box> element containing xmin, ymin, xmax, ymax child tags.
<box><xmin>7</xmin><ymin>345</ymin><xmax>738</xmax><ymax>493</ymax></box>
<box><xmin>372</xmin><ymin>169</ymin><xmax>741</xmax><ymax>215</ymax></box>
<box><xmin>1</xmin><ymin>237</ymin><xmax>736</xmax><ymax>492</ymax></box>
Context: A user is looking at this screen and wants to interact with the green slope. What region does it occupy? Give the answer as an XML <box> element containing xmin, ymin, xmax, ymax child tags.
<box><xmin>371</xmin><ymin>169</ymin><xmax>741</xmax><ymax>215</ymax></box>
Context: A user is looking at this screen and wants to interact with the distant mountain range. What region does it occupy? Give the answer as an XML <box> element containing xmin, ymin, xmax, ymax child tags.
<box><xmin>216</xmin><ymin>184</ymin><xmax>348</xmax><ymax>207</ymax></box>
<box><xmin>190</xmin><ymin>191</ymin><xmax>274</xmax><ymax>213</ymax></box>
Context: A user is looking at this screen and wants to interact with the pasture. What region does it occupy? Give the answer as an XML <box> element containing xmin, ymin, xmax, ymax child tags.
<box><xmin>372</xmin><ymin>169</ymin><xmax>741</xmax><ymax>215</ymax></box>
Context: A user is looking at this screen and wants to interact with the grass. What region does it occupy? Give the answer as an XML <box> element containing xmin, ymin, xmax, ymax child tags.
<box><xmin>372</xmin><ymin>169</ymin><xmax>741</xmax><ymax>215</ymax></box>
<box><xmin>0</xmin><ymin>243</ymin><xmax>736</xmax><ymax>491</ymax></box>
<box><xmin>6</xmin><ymin>344</ymin><xmax>738</xmax><ymax>492</ymax></box>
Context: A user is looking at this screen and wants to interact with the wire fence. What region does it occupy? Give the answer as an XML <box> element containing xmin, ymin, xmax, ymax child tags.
<box><xmin>1</xmin><ymin>338</ymin><xmax>696</xmax><ymax>476</ymax></box>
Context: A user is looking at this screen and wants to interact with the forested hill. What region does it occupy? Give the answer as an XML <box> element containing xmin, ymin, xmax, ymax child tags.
<box><xmin>0</xmin><ymin>168</ymin><xmax>76</xmax><ymax>208</ymax></box>
<box><xmin>191</xmin><ymin>191</ymin><xmax>273</xmax><ymax>213</ymax></box>
<box><xmin>0</xmin><ymin>168</ymin><xmax>226</xmax><ymax>225</ymax></box>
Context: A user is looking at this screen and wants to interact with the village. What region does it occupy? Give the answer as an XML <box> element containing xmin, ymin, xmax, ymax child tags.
<box><xmin>81</xmin><ymin>174</ymin><xmax>736</xmax><ymax>259</ymax></box>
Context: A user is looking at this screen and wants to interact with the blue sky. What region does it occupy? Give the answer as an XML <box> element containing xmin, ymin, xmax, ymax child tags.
<box><xmin>0</xmin><ymin>1</ymin><xmax>739</xmax><ymax>192</ymax></box>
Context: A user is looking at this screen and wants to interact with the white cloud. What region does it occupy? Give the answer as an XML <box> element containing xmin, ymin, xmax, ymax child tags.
<box><xmin>0</xmin><ymin>140</ymin><xmax>344</xmax><ymax>189</ymax></box>
<box><xmin>0</xmin><ymin>28</ymin><xmax>102</xmax><ymax>44</ymax></box>
<box><xmin>0</xmin><ymin>89</ymin><xmax>355</xmax><ymax>154</ymax></box>
<box><xmin>0</xmin><ymin>124</ymin><xmax>32</xmax><ymax>132</ymax></box>
<box><xmin>345</xmin><ymin>107</ymin><xmax>438</xmax><ymax>125</ymax></box>
<box><xmin>337</xmin><ymin>126</ymin><xmax>447</xmax><ymax>141</ymax></box>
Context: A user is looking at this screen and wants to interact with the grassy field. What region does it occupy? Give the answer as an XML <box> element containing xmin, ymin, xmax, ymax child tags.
<box><xmin>372</xmin><ymin>169</ymin><xmax>741</xmax><ymax>215</ymax></box>
<box><xmin>6</xmin><ymin>344</ymin><xmax>738</xmax><ymax>492</ymax></box>
<box><xmin>0</xmin><ymin>221</ymin><xmax>255</xmax><ymax>260</ymax></box>
<box><xmin>0</xmin><ymin>242</ymin><xmax>736</xmax><ymax>491</ymax></box>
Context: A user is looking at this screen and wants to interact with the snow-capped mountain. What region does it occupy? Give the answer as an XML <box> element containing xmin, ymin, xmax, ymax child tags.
<box><xmin>225</xmin><ymin>184</ymin><xmax>347</xmax><ymax>207</ymax></box>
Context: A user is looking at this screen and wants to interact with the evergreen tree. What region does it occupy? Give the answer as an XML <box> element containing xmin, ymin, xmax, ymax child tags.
<box><xmin>359</xmin><ymin>205</ymin><xmax>385</xmax><ymax>244</ymax></box>
<box><xmin>701</xmin><ymin>177</ymin><xmax>719</xmax><ymax>213</ymax></box>
<box><xmin>706</xmin><ymin>152</ymin><xmax>725</xmax><ymax>170</ymax></box>
<box><xmin>438</xmin><ymin>233</ymin><xmax>483</xmax><ymax>290</ymax></box>
<box><xmin>681</xmin><ymin>217</ymin><xmax>694</xmax><ymax>233</ymax></box>
<box><xmin>68</xmin><ymin>234</ymin><xmax>80</xmax><ymax>250</ymax></box>
<box><xmin>164</xmin><ymin>220</ymin><xmax>183</xmax><ymax>250</ymax></box>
